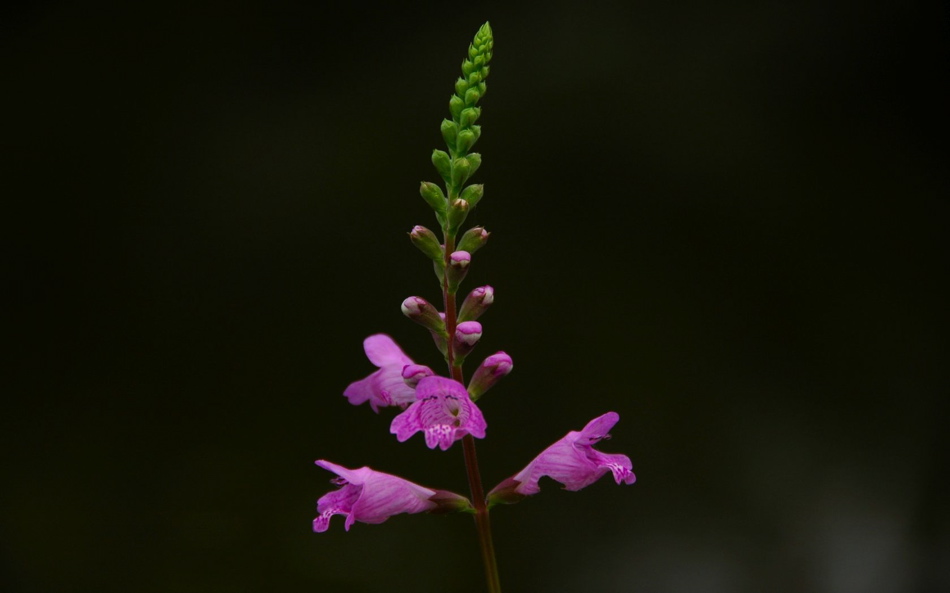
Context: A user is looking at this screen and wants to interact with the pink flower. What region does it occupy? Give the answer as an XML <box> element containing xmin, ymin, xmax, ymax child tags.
<box><xmin>489</xmin><ymin>412</ymin><xmax>635</xmax><ymax>502</ymax></box>
<box><xmin>344</xmin><ymin>334</ymin><xmax>429</xmax><ymax>412</ymax></box>
<box><xmin>390</xmin><ymin>376</ymin><xmax>487</xmax><ymax>450</ymax></box>
<box><xmin>313</xmin><ymin>460</ymin><xmax>438</xmax><ymax>532</ymax></box>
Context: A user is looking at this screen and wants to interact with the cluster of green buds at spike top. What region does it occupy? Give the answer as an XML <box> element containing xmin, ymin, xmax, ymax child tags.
<box><xmin>414</xmin><ymin>21</ymin><xmax>493</xmax><ymax>256</ymax></box>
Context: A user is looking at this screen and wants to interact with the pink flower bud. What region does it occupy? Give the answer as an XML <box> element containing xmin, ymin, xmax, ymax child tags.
<box><xmin>450</xmin><ymin>250</ymin><xmax>471</xmax><ymax>268</ymax></box>
<box><xmin>467</xmin><ymin>351</ymin><xmax>512</xmax><ymax>399</ymax></box>
<box><xmin>452</xmin><ymin>321</ymin><xmax>482</xmax><ymax>362</ymax></box>
<box><xmin>447</xmin><ymin>251</ymin><xmax>472</xmax><ymax>292</ymax></box>
<box><xmin>402</xmin><ymin>364</ymin><xmax>435</xmax><ymax>388</ymax></box>
<box><xmin>458</xmin><ymin>285</ymin><xmax>494</xmax><ymax>322</ymax></box>
<box><xmin>401</xmin><ymin>296</ymin><xmax>446</xmax><ymax>335</ymax></box>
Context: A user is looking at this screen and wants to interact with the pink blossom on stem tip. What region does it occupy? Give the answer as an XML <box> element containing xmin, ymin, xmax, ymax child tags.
<box><xmin>343</xmin><ymin>334</ymin><xmax>430</xmax><ymax>412</ymax></box>
<box><xmin>390</xmin><ymin>376</ymin><xmax>487</xmax><ymax>450</ymax></box>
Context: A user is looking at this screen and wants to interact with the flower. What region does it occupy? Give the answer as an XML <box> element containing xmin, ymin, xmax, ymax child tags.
<box><xmin>489</xmin><ymin>412</ymin><xmax>635</xmax><ymax>502</ymax></box>
<box><xmin>313</xmin><ymin>460</ymin><xmax>438</xmax><ymax>532</ymax></box>
<box><xmin>344</xmin><ymin>334</ymin><xmax>428</xmax><ymax>412</ymax></box>
<box><xmin>390</xmin><ymin>376</ymin><xmax>487</xmax><ymax>450</ymax></box>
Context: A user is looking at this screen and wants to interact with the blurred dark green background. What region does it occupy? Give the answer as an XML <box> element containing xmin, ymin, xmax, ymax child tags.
<box><xmin>3</xmin><ymin>1</ymin><xmax>947</xmax><ymax>592</ymax></box>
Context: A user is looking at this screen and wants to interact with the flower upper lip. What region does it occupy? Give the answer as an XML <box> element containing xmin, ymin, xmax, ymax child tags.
<box><xmin>343</xmin><ymin>334</ymin><xmax>429</xmax><ymax>412</ymax></box>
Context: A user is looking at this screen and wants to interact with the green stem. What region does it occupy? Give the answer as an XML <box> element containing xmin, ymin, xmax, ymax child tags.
<box><xmin>442</xmin><ymin>231</ymin><xmax>502</xmax><ymax>593</ymax></box>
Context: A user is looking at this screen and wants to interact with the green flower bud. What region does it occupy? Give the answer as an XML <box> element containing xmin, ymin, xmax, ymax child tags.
<box><xmin>460</xmin><ymin>107</ymin><xmax>479</xmax><ymax>129</ymax></box>
<box><xmin>461</xmin><ymin>60</ymin><xmax>475</xmax><ymax>77</ymax></box>
<box><xmin>447</xmin><ymin>198</ymin><xmax>469</xmax><ymax>234</ymax></box>
<box><xmin>419</xmin><ymin>181</ymin><xmax>447</xmax><ymax>213</ymax></box>
<box><xmin>409</xmin><ymin>225</ymin><xmax>443</xmax><ymax>262</ymax></box>
<box><xmin>464</xmin><ymin>88</ymin><xmax>480</xmax><ymax>107</ymax></box>
<box><xmin>440</xmin><ymin>119</ymin><xmax>458</xmax><ymax>152</ymax></box>
<box><xmin>457</xmin><ymin>226</ymin><xmax>490</xmax><ymax>254</ymax></box>
<box><xmin>460</xmin><ymin>184</ymin><xmax>484</xmax><ymax>209</ymax></box>
<box><xmin>449</xmin><ymin>95</ymin><xmax>464</xmax><ymax>120</ymax></box>
<box><xmin>466</xmin><ymin>153</ymin><xmax>482</xmax><ymax>178</ymax></box>
<box><xmin>431</xmin><ymin>150</ymin><xmax>452</xmax><ymax>184</ymax></box>
<box><xmin>456</xmin><ymin>129</ymin><xmax>477</xmax><ymax>154</ymax></box>
<box><xmin>451</xmin><ymin>157</ymin><xmax>472</xmax><ymax>189</ymax></box>
<box><xmin>454</xmin><ymin>77</ymin><xmax>468</xmax><ymax>97</ymax></box>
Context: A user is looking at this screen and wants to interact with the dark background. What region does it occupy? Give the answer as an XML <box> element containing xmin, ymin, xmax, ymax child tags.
<box><xmin>3</xmin><ymin>1</ymin><xmax>948</xmax><ymax>592</ymax></box>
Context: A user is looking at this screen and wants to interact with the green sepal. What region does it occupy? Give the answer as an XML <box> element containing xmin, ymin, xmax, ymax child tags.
<box><xmin>428</xmin><ymin>490</ymin><xmax>475</xmax><ymax>515</ymax></box>
<box><xmin>460</xmin><ymin>184</ymin><xmax>484</xmax><ymax>209</ymax></box>
<box><xmin>419</xmin><ymin>181</ymin><xmax>447</xmax><ymax>214</ymax></box>
<box><xmin>431</xmin><ymin>150</ymin><xmax>452</xmax><ymax>185</ymax></box>
<box><xmin>486</xmin><ymin>476</ymin><xmax>527</xmax><ymax>508</ymax></box>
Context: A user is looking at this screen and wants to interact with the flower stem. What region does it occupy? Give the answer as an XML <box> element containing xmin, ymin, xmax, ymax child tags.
<box><xmin>442</xmin><ymin>233</ymin><xmax>502</xmax><ymax>593</ymax></box>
